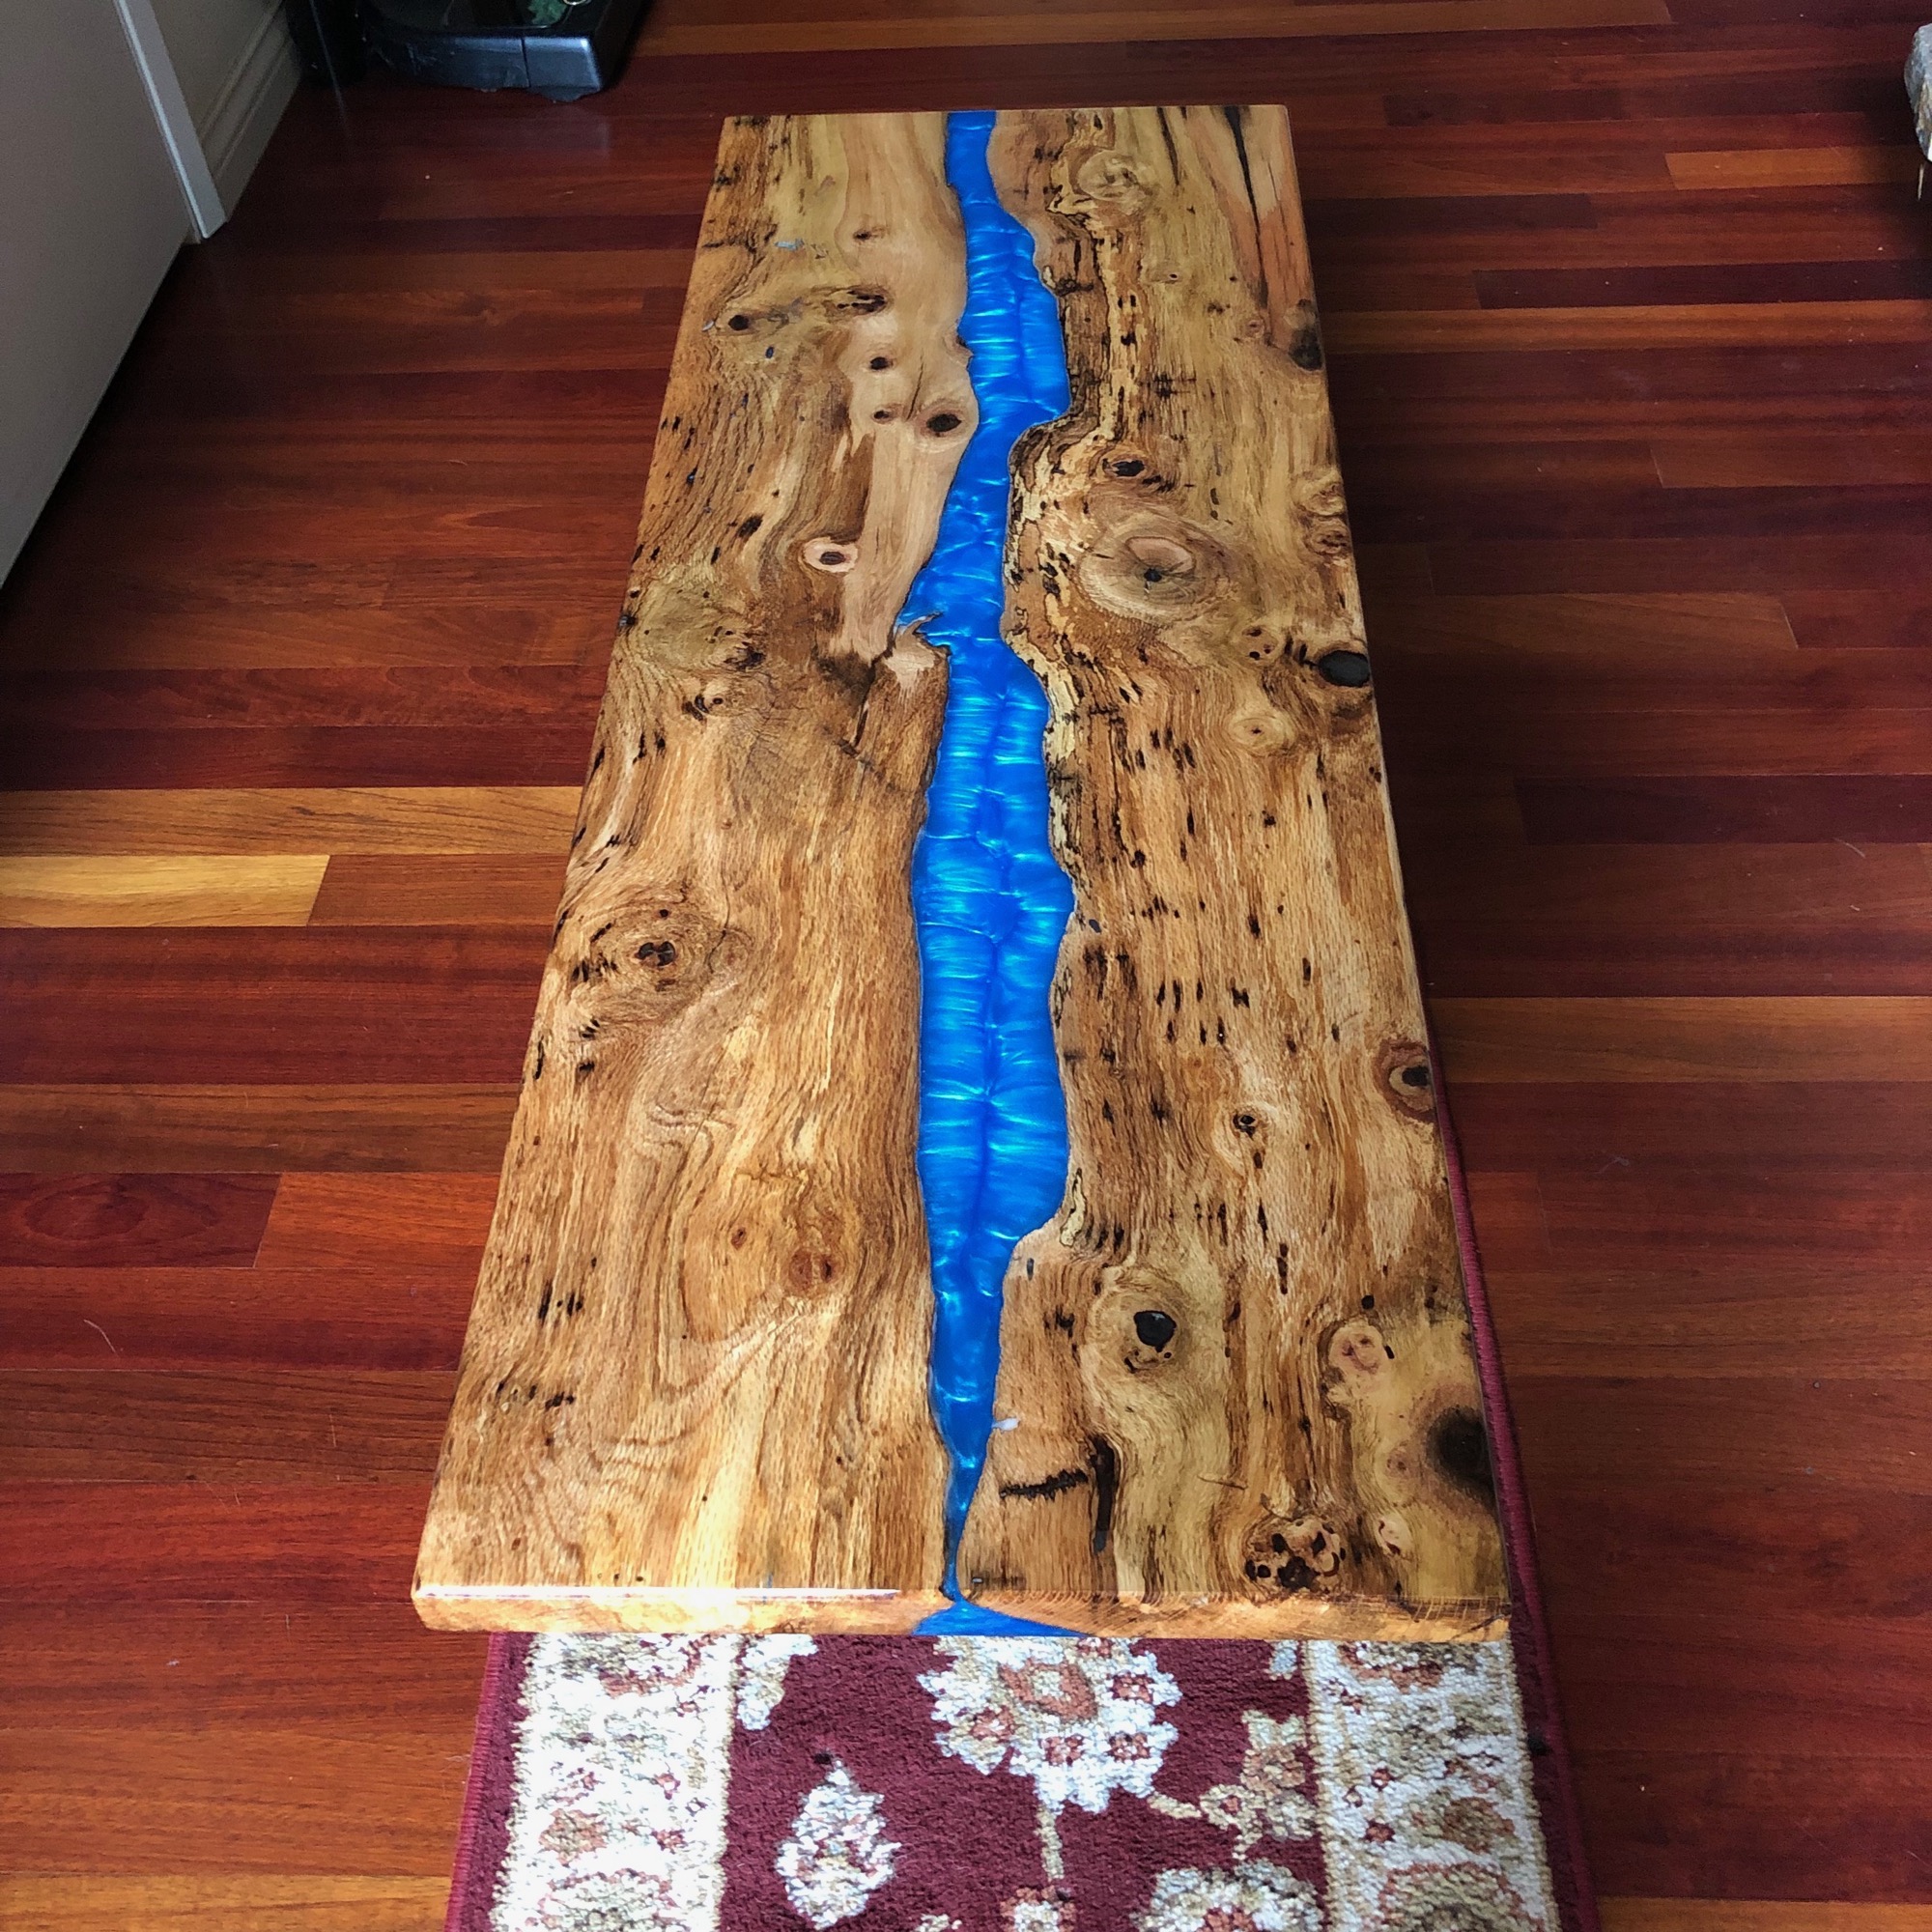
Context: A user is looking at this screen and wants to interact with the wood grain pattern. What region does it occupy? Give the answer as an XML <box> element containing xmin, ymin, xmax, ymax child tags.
<box><xmin>308</xmin><ymin>856</ymin><xmax>568</xmax><ymax>927</ymax></box>
<box><xmin>0</xmin><ymin>789</ymin><xmax>580</xmax><ymax>857</ymax></box>
<box><xmin>256</xmin><ymin>1175</ymin><xmax>499</xmax><ymax>1269</ymax></box>
<box><xmin>632</xmin><ymin>0</ymin><xmax>1674</xmax><ymax>56</ymax></box>
<box><xmin>1325</xmin><ymin>300</ymin><xmax>1932</xmax><ymax>352</ymax></box>
<box><xmin>954</xmin><ymin>108</ymin><xmax>1506</xmax><ymax>1639</ymax></box>
<box><xmin>1663</xmin><ymin>146</ymin><xmax>1920</xmax><ymax>189</ymax></box>
<box><xmin>0</xmin><ymin>1876</ymin><xmax>448</xmax><ymax>1932</ymax></box>
<box><xmin>1602</xmin><ymin>1908</ymin><xmax>1932</xmax><ymax>1932</ymax></box>
<box><xmin>413</xmin><ymin>114</ymin><xmax>974</xmax><ymax>1634</ymax></box>
<box><xmin>0</xmin><ymin>1085</ymin><xmax>518</xmax><ymax>1173</ymax></box>
<box><xmin>1436</xmin><ymin>996</ymin><xmax>1932</xmax><ymax>1082</ymax></box>
<box><xmin>0</xmin><ymin>856</ymin><xmax>327</xmax><ymax>926</ymax></box>
<box><xmin>0</xmin><ymin>1174</ymin><xmax>278</xmax><ymax>1268</ymax></box>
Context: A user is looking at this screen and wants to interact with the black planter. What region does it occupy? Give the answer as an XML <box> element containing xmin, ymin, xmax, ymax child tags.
<box><xmin>359</xmin><ymin>0</ymin><xmax>648</xmax><ymax>101</ymax></box>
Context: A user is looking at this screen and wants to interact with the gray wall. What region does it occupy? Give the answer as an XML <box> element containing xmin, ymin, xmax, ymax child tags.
<box><xmin>1</xmin><ymin>0</ymin><xmax>298</xmax><ymax>581</ymax></box>
<box><xmin>0</xmin><ymin>0</ymin><xmax>192</xmax><ymax>580</ymax></box>
<box><xmin>148</xmin><ymin>0</ymin><xmax>299</xmax><ymax>213</ymax></box>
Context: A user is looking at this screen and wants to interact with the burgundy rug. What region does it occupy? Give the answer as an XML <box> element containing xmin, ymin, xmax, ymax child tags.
<box><xmin>442</xmin><ymin>1090</ymin><xmax>1599</xmax><ymax>1932</ymax></box>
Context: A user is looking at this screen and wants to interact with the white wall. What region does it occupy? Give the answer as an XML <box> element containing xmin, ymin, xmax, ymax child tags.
<box><xmin>0</xmin><ymin>0</ymin><xmax>194</xmax><ymax>580</ymax></box>
<box><xmin>146</xmin><ymin>0</ymin><xmax>300</xmax><ymax>216</ymax></box>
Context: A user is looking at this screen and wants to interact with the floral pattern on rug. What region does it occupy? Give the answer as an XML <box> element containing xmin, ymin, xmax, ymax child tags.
<box><xmin>485</xmin><ymin>1634</ymin><xmax>1556</xmax><ymax>1932</ymax></box>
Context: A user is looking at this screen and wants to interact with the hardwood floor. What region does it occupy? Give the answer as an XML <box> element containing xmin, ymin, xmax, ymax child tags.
<box><xmin>2</xmin><ymin>0</ymin><xmax>1929</xmax><ymax>1921</ymax></box>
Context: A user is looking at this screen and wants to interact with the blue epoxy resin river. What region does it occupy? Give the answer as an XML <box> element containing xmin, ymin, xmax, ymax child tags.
<box><xmin>904</xmin><ymin>112</ymin><xmax>1075</xmax><ymax>1634</ymax></box>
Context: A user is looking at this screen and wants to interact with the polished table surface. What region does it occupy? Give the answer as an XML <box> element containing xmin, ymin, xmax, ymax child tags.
<box><xmin>412</xmin><ymin>106</ymin><xmax>1512</xmax><ymax>1641</ymax></box>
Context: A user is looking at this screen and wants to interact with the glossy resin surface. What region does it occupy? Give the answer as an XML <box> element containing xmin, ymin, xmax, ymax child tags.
<box><xmin>903</xmin><ymin>111</ymin><xmax>1074</xmax><ymax>1629</ymax></box>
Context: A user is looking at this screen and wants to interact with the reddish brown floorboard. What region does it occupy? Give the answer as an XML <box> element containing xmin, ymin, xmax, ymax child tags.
<box><xmin>2</xmin><ymin>5</ymin><xmax>1929</xmax><ymax>1922</ymax></box>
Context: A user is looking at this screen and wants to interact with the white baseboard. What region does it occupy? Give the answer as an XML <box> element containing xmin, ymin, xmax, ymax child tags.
<box><xmin>200</xmin><ymin>1</ymin><xmax>300</xmax><ymax>219</ymax></box>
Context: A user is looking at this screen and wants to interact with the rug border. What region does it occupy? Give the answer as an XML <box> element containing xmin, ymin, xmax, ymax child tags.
<box><xmin>1435</xmin><ymin>1044</ymin><xmax>1604</xmax><ymax>1932</ymax></box>
<box><xmin>438</xmin><ymin>1057</ymin><xmax>1603</xmax><ymax>1932</ymax></box>
<box><xmin>444</xmin><ymin>1630</ymin><xmax>533</xmax><ymax>1932</ymax></box>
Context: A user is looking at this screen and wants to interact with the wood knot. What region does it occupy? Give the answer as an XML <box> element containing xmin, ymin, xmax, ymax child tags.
<box><xmin>1377</xmin><ymin>1041</ymin><xmax>1435</xmax><ymax>1120</ymax></box>
<box><xmin>785</xmin><ymin>1249</ymin><xmax>838</xmax><ymax>1292</ymax></box>
<box><xmin>1315</xmin><ymin>649</ymin><xmax>1372</xmax><ymax>688</ymax></box>
<box><xmin>803</xmin><ymin>538</ymin><xmax>859</xmax><ymax>574</ymax></box>
<box><xmin>1426</xmin><ymin>1404</ymin><xmax>1496</xmax><ymax>1507</ymax></box>
<box><xmin>1079</xmin><ymin>512</ymin><xmax>1232</xmax><ymax>626</ymax></box>
<box><xmin>1243</xmin><ymin>1513</ymin><xmax>1345</xmax><ymax>1594</ymax></box>
<box><xmin>1293</xmin><ymin>470</ymin><xmax>1353</xmax><ymax>561</ymax></box>
<box><xmin>1287</xmin><ymin>302</ymin><xmax>1324</xmax><ymax>371</ymax></box>
<box><xmin>1132</xmin><ymin>1308</ymin><xmax>1177</xmax><ymax>1350</ymax></box>
<box><xmin>1324</xmin><ymin>1319</ymin><xmax>1392</xmax><ymax>1402</ymax></box>
<box><xmin>1073</xmin><ymin>148</ymin><xmax>1148</xmax><ymax>206</ymax></box>
<box><xmin>718</xmin><ymin>298</ymin><xmax>794</xmax><ymax>343</ymax></box>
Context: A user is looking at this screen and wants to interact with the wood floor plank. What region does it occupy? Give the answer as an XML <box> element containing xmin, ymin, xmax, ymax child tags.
<box><xmin>954</xmin><ymin>106</ymin><xmax>1505</xmax><ymax>1639</ymax></box>
<box><xmin>1664</xmin><ymin>145</ymin><xmax>1922</xmax><ymax>188</ymax></box>
<box><xmin>0</xmin><ymin>1876</ymin><xmax>448</xmax><ymax>1932</ymax></box>
<box><xmin>1555</xmin><ymin>1614</ymin><xmax>1932</xmax><ymax>1761</ymax></box>
<box><xmin>0</xmin><ymin>1266</ymin><xmax>474</xmax><ymax>1369</ymax></box>
<box><xmin>1523</xmin><ymin>1476</ymin><xmax>1932</xmax><ymax>1631</ymax></box>
<box><xmin>1782</xmin><ymin>589</ymin><xmax>1932</xmax><ymax>651</ymax></box>
<box><xmin>1383</xmin><ymin>702</ymin><xmax>1932</xmax><ymax>782</ymax></box>
<box><xmin>0</xmin><ymin>1085</ymin><xmax>518</xmax><ymax>1174</ymax></box>
<box><xmin>1416</xmin><ymin>925</ymin><xmax>1932</xmax><ymax>998</ymax></box>
<box><xmin>0</xmin><ymin>788</ymin><xmax>580</xmax><ymax>857</ymax></box>
<box><xmin>0</xmin><ymin>726</ymin><xmax>592</xmax><ymax>791</ymax></box>
<box><xmin>0</xmin><ymin>1730</ymin><xmax>468</xmax><ymax>1874</ymax></box>
<box><xmin>414</xmin><ymin>111</ymin><xmax>969</xmax><ymax>1635</ymax></box>
<box><xmin>1326</xmin><ymin>299</ymin><xmax>1932</xmax><ymax>353</ymax></box>
<box><xmin>1603</xmin><ymin>1905</ymin><xmax>1932</xmax><ymax>1931</ymax></box>
<box><xmin>1405</xmin><ymin>844</ymin><xmax>1932</xmax><ymax>933</ymax></box>
<box><xmin>1435</xmin><ymin>996</ymin><xmax>1932</xmax><ymax>1081</ymax></box>
<box><xmin>1506</xmin><ymin>1377</ymin><xmax>1932</xmax><ymax>1493</ymax></box>
<box><xmin>0</xmin><ymin>1602</ymin><xmax>482</xmax><ymax>1727</ymax></box>
<box><xmin>1474</xmin><ymin>258</ymin><xmax>1932</xmax><ymax>307</ymax></box>
<box><xmin>1448</xmin><ymin>1080</ymin><xmax>1932</xmax><ymax>1169</ymax></box>
<box><xmin>1576</xmin><ymin>1754</ymin><xmax>1932</xmax><ymax>1898</ymax></box>
<box><xmin>0</xmin><ymin>1485</ymin><xmax>425</xmax><ymax>1603</ymax></box>
<box><xmin>254</xmin><ymin>1175</ymin><xmax>499</xmax><ymax>1271</ymax></box>
<box><xmin>1517</xmin><ymin>775</ymin><xmax>1932</xmax><ymax>844</ymax></box>
<box><xmin>0</xmin><ymin>608</ymin><xmax>602</xmax><ymax>672</ymax></box>
<box><xmin>0</xmin><ymin>667</ymin><xmax>606</xmax><ymax>734</ymax></box>
<box><xmin>0</xmin><ymin>856</ymin><xmax>327</xmax><ymax>927</ymax></box>
<box><xmin>0</xmin><ymin>1370</ymin><xmax>451</xmax><ymax>1482</ymax></box>
<box><xmin>0</xmin><ymin>1175</ymin><xmax>278</xmax><ymax>1269</ymax></box>
<box><xmin>0</xmin><ymin>929</ymin><xmax>545</xmax><ymax>1085</ymax></box>
<box><xmin>1653</xmin><ymin>436</ymin><xmax>1932</xmax><ymax>490</ymax></box>
<box><xmin>632</xmin><ymin>0</ymin><xmax>1673</xmax><ymax>55</ymax></box>
<box><xmin>1525</xmin><ymin>1168</ymin><xmax>1932</xmax><ymax>1260</ymax></box>
<box><xmin>1482</xmin><ymin>1267</ymin><xmax>1932</xmax><ymax>1378</ymax></box>
<box><xmin>308</xmin><ymin>856</ymin><xmax>566</xmax><ymax>927</ymax></box>
<box><xmin>1364</xmin><ymin>591</ymin><xmax>1801</xmax><ymax>660</ymax></box>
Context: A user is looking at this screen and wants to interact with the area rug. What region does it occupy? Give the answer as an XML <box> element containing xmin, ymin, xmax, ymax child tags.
<box><xmin>442</xmin><ymin>1085</ymin><xmax>1599</xmax><ymax>1932</ymax></box>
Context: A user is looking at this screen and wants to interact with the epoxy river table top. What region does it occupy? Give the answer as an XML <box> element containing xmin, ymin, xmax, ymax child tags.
<box><xmin>412</xmin><ymin>106</ymin><xmax>1510</xmax><ymax>1642</ymax></box>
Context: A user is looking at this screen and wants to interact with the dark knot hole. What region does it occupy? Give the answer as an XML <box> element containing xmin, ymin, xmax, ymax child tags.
<box><xmin>1317</xmin><ymin>650</ymin><xmax>1373</xmax><ymax>688</ymax></box>
<box><xmin>1133</xmin><ymin>1308</ymin><xmax>1178</xmax><ymax>1350</ymax></box>
<box><xmin>1428</xmin><ymin>1406</ymin><xmax>1495</xmax><ymax>1506</ymax></box>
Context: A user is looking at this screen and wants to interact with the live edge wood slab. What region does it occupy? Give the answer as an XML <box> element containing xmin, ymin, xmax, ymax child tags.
<box><xmin>414</xmin><ymin>106</ymin><xmax>1510</xmax><ymax>1643</ymax></box>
